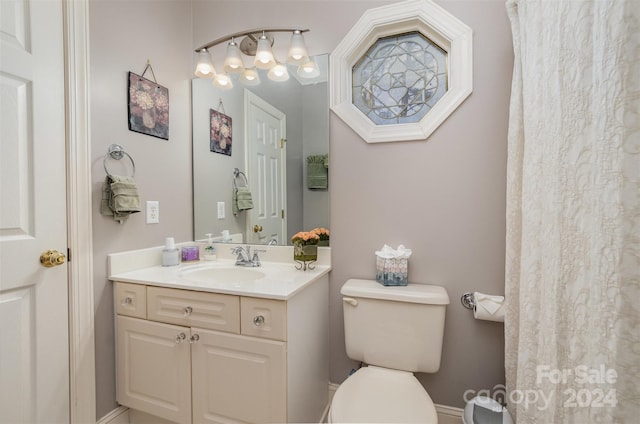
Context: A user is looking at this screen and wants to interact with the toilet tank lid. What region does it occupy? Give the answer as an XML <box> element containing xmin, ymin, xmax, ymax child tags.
<box><xmin>341</xmin><ymin>279</ymin><xmax>450</xmax><ymax>305</ymax></box>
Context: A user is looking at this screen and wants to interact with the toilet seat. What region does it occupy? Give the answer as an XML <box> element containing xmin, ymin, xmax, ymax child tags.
<box><xmin>329</xmin><ymin>366</ymin><xmax>437</xmax><ymax>423</ymax></box>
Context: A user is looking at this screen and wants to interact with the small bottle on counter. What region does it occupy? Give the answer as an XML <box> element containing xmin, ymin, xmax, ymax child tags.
<box><xmin>162</xmin><ymin>237</ymin><xmax>180</xmax><ymax>266</ymax></box>
<box><xmin>203</xmin><ymin>233</ymin><xmax>217</xmax><ymax>261</ymax></box>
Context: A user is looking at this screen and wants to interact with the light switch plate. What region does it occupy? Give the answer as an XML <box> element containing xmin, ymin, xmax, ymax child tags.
<box><xmin>146</xmin><ymin>201</ymin><xmax>159</xmax><ymax>224</ymax></box>
<box><xmin>217</xmin><ymin>202</ymin><xmax>225</xmax><ymax>219</ymax></box>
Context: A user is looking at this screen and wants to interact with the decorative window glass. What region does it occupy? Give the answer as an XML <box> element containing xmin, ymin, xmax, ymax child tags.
<box><xmin>352</xmin><ymin>32</ymin><xmax>448</xmax><ymax>126</ymax></box>
<box><xmin>330</xmin><ymin>0</ymin><xmax>472</xmax><ymax>143</ymax></box>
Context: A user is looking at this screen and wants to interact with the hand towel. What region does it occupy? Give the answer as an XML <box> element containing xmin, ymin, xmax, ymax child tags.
<box><xmin>233</xmin><ymin>186</ymin><xmax>254</xmax><ymax>215</ymax></box>
<box><xmin>101</xmin><ymin>175</ymin><xmax>141</xmax><ymax>223</ymax></box>
<box><xmin>307</xmin><ymin>154</ymin><xmax>328</xmax><ymax>189</ymax></box>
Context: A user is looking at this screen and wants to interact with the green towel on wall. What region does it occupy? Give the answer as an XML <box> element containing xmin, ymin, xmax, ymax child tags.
<box><xmin>233</xmin><ymin>186</ymin><xmax>254</xmax><ymax>216</ymax></box>
<box><xmin>307</xmin><ymin>154</ymin><xmax>328</xmax><ymax>189</ymax></box>
<box><xmin>100</xmin><ymin>175</ymin><xmax>141</xmax><ymax>223</ymax></box>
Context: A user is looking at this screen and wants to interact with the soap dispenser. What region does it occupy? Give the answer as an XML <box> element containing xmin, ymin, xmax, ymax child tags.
<box><xmin>162</xmin><ymin>237</ymin><xmax>180</xmax><ymax>266</ymax></box>
<box><xmin>203</xmin><ymin>233</ymin><xmax>217</xmax><ymax>261</ymax></box>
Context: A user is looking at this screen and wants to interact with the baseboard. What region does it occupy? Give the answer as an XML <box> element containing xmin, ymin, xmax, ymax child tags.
<box><xmin>97</xmin><ymin>406</ymin><xmax>129</xmax><ymax>424</ymax></box>
<box><xmin>99</xmin><ymin>387</ymin><xmax>464</xmax><ymax>424</ymax></box>
<box><xmin>435</xmin><ymin>403</ymin><xmax>464</xmax><ymax>424</ymax></box>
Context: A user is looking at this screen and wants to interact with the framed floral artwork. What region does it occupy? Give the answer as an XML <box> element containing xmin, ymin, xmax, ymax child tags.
<box><xmin>127</xmin><ymin>72</ymin><xmax>169</xmax><ymax>140</ymax></box>
<box><xmin>210</xmin><ymin>109</ymin><xmax>232</xmax><ymax>156</ymax></box>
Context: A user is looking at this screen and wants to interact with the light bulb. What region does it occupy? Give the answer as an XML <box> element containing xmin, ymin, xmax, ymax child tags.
<box><xmin>268</xmin><ymin>62</ymin><xmax>289</xmax><ymax>82</ymax></box>
<box><xmin>254</xmin><ymin>34</ymin><xmax>275</xmax><ymax>69</ymax></box>
<box><xmin>213</xmin><ymin>73</ymin><xmax>233</xmax><ymax>89</ymax></box>
<box><xmin>287</xmin><ymin>30</ymin><xmax>309</xmax><ymax>65</ymax></box>
<box><xmin>195</xmin><ymin>49</ymin><xmax>215</xmax><ymax>78</ymax></box>
<box><xmin>240</xmin><ymin>68</ymin><xmax>260</xmax><ymax>86</ymax></box>
<box><xmin>223</xmin><ymin>40</ymin><xmax>244</xmax><ymax>74</ymax></box>
<box><xmin>297</xmin><ymin>58</ymin><xmax>320</xmax><ymax>78</ymax></box>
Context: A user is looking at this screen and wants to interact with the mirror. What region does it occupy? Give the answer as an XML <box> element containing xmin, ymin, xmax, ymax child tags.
<box><xmin>192</xmin><ymin>54</ymin><xmax>329</xmax><ymax>246</ymax></box>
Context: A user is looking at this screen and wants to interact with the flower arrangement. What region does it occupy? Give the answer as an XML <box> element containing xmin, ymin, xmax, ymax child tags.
<box><xmin>291</xmin><ymin>231</ymin><xmax>320</xmax><ymax>246</ymax></box>
<box><xmin>311</xmin><ymin>227</ymin><xmax>330</xmax><ymax>241</ymax></box>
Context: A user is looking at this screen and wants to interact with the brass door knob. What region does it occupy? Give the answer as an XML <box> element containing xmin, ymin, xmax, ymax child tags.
<box><xmin>253</xmin><ymin>225</ymin><xmax>263</xmax><ymax>233</ymax></box>
<box><xmin>40</xmin><ymin>249</ymin><xmax>66</xmax><ymax>267</ymax></box>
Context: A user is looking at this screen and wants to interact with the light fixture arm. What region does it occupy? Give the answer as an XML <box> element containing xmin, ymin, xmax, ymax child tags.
<box><xmin>194</xmin><ymin>28</ymin><xmax>310</xmax><ymax>52</ymax></box>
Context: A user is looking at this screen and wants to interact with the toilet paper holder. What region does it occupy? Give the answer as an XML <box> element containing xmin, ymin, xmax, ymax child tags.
<box><xmin>460</xmin><ymin>292</ymin><xmax>475</xmax><ymax>310</ymax></box>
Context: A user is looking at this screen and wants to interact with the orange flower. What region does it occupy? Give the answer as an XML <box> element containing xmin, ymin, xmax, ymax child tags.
<box><xmin>311</xmin><ymin>227</ymin><xmax>330</xmax><ymax>241</ymax></box>
<box><xmin>291</xmin><ymin>231</ymin><xmax>320</xmax><ymax>245</ymax></box>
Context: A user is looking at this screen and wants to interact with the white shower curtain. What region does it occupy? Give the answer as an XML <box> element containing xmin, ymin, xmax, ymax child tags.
<box><xmin>504</xmin><ymin>0</ymin><xmax>639</xmax><ymax>422</ymax></box>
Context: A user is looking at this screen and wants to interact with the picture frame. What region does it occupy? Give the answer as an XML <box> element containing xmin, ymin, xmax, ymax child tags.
<box><xmin>127</xmin><ymin>71</ymin><xmax>169</xmax><ymax>140</ymax></box>
<box><xmin>210</xmin><ymin>109</ymin><xmax>232</xmax><ymax>156</ymax></box>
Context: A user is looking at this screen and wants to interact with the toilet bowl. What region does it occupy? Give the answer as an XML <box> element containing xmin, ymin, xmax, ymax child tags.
<box><xmin>328</xmin><ymin>366</ymin><xmax>437</xmax><ymax>423</ymax></box>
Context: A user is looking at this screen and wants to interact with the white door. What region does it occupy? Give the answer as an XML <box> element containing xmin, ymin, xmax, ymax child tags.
<box><xmin>0</xmin><ymin>0</ymin><xmax>69</xmax><ymax>423</ymax></box>
<box><xmin>244</xmin><ymin>90</ymin><xmax>286</xmax><ymax>245</ymax></box>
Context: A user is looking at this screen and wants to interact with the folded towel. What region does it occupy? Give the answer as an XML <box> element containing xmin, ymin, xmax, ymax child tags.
<box><xmin>233</xmin><ymin>186</ymin><xmax>254</xmax><ymax>215</ymax></box>
<box><xmin>307</xmin><ymin>154</ymin><xmax>328</xmax><ymax>189</ymax></box>
<box><xmin>101</xmin><ymin>175</ymin><xmax>141</xmax><ymax>223</ymax></box>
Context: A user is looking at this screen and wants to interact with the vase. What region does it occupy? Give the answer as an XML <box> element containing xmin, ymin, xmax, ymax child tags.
<box><xmin>142</xmin><ymin>108</ymin><xmax>157</xmax><ymax>129</ymax></box>
<box><xmin>294</xmin><ymin>243</ymin><xmax>318</xmax><ymax>262</ymax></box>
<box><xmin>318</xmin><ymin>240</ymin><xmax>329</xmax><ymax>247</ymax></box>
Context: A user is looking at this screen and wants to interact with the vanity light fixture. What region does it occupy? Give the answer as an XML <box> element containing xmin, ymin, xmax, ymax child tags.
<box><xmin>194</xmin><ymin>48</ymin><xmax>215</xmax><ymax>78</ymax></box>
<box><xmin>213</xmin><ymin>72</ymin><xmax>233</xmax><ymax>89</ymax></box>
<box><xmin>254</xmin><ymin>33</ymin><xmax>276</xmax><ymax>69</ymax></box>
<box><xmin>286</xmin><ymin>30</ymin><xmax>309</xmax><ymax>65</ymax></box>
<box><xmin>268</xmin><ymin>62</ymin><xmax>290</xmax><ymax>82</ymax></box>
<box><xmin>240</xmin><ymin>67</ymin><xmax>261</xmax><ymax>86</ymax></box>
<box><xmin>297</xmin><ymin>58</ymin><xmax>320</xmax><ymax>79</ymax></box>
<box><xmin>223</xmin><ymin>39</ymin><xmax>244</xmax><ymax>74</ymax></box>
<box><xmin>193</xmin><ymin>28</ymin><xmax>315</xmax><ymax>88</ymax></box>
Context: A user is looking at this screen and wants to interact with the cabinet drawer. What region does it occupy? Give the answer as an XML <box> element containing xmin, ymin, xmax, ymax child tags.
<box><xmin>115</xmin><ymin>282</ymin><xmax>146</xmax><ymax>319</ymax></box>
<box><xmin>147</xmin><ymin>287</ymin><xmax>240</xmax><ymax>333</ymax></box>
<box><xmin>241</xmin><ymin>297</ymin><xmax>287</xmax><ymax>341</ymax></box>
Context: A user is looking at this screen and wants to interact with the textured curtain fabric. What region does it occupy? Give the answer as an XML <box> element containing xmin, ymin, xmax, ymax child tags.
<box><xmin>504</xmin><ymin>0</ymin><xmax>640</xmax><ymax>422</ymax></box>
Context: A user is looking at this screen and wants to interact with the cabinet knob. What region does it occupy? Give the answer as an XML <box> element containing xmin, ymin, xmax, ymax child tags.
<box><xmin>253</xmin><ymin>315</ymin><xmax>265</xmax><ymax>327</ymax></box>
<box><xmin>189</xmin><ymin>333</ymin><xmax>200</xmax><ymax>344</ymax></box>
<box><xmin>175</xmin><ymin>333</ymin><xmax>187</xmax><ymax>344</ymax></box>
<box><xmin>123</xmin><ymin>297</ymin><xmax>133</xmax><ymax>305</ymax></box>
<box><xmin>183</xmin><ymin>306</ymin><xmax>193</xmax><ymax>316</ymax></box>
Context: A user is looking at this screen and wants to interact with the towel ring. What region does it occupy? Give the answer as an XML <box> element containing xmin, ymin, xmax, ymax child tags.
<box><xmin>232</xmin><ymin>168</ymin><xmax>248</xmax><ymax>188</ymax></box>
<box><xmin>103</xmin><ymin>144</ymin><xmax>136</xmax><ymax>177</ymax></box>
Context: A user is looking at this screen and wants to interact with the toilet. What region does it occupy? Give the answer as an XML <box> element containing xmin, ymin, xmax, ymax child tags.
<box><xmin>329</xmin><ymin>279</ymin><xmax>450</xmax><ymax>424</ymax></box>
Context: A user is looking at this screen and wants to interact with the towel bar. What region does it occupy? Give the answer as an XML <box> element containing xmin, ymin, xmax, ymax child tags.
<box><xmin>103</xmin><ymin>144</ymin><xmax>135</xmax><ymax>177</ymax></box>
<box><xmin>232</xmin><ymin>167</ymin><xmax>248</xmax><ymax>188</ymax></box>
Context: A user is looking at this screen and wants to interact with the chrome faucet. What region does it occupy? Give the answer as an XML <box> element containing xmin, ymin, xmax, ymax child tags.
<box><xmin>231</xmin><ymin>245</ymin><xmax>264</xmax><ymax>267</ymax></box>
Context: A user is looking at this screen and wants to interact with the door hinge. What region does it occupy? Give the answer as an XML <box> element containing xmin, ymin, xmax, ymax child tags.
<box><xmin>280</xmin><ymin>138</ymin><xmax>286</xmax><ymax>149</ymax></box>
<box><xmin>281</xmin><ymin>209</ymin><xmax>285</xmax><ymax>219</ymax></box>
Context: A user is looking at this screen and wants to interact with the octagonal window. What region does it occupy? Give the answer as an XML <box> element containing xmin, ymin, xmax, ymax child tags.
<box><xmin>352</xmin><ymin>32</ymin><xmax>448</xmax><ymax>125</ymax></box>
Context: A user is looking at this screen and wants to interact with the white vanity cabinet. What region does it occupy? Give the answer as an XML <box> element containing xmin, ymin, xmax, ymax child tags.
<box><xmin>114</xmin><ymin>276</ymin><xmax>328</xmax><ymax>424</ymax></box>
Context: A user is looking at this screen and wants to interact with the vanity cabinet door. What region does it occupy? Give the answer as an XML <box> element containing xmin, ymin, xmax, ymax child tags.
<box><xmin>116</xmin><ymin>316</ymin><xmax>192</xmax><ymax>424</ymax></box>
<box><xmin>191</xmin><ymin>327</ymin><xmax>287</xmax><ymax>424</ymax></box>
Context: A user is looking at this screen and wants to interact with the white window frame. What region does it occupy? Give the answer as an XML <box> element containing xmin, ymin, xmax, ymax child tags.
<box><xmin>330</xmin><ymin>0</ymin><xmax>473</xmax><ymax>143</ymax></box>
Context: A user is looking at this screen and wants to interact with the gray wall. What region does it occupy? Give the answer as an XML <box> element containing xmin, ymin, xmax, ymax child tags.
<box><xmin>91</xmin><ymin>0</ymin><xmax>513</xmax><ymax>419</ymax></box>
<box><xmin>193</xmin><ymin>0</ymin><xmax>513</xmax><ymax>409</ymax></box>
<box><xmin>89</xmin><ymin>0</ymin><xmax>193</xmax><ymax>418</ymax></box>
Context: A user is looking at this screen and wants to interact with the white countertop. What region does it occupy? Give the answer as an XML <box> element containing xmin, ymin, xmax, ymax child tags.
<box><xmin>109</xmin><ymin>259</ymin><xmax>331</xmax><ymax>300</ymax></box>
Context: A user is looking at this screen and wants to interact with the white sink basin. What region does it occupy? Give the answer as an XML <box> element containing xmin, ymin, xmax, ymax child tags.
<box><xmin>179</xmin><ymin>264</ymin><xmax>266</xmax><ymax>284</ymax></box>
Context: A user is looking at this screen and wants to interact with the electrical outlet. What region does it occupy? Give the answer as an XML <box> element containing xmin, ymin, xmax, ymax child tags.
<box><xmin>217</xmin><ymin>202</ymin><xmax>225</xmax><ymax>219</ymax></box>
<box><xmin>146</xmin><ymin>201</ymin><xmax>159</xmax><ymax>224</ymax></box>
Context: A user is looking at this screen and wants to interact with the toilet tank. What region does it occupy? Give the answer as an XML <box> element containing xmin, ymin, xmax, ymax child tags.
<box><xmin>341</xmin><ymin>279</ymin><xmax>449</xmax><ymax>373</ymax></box>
